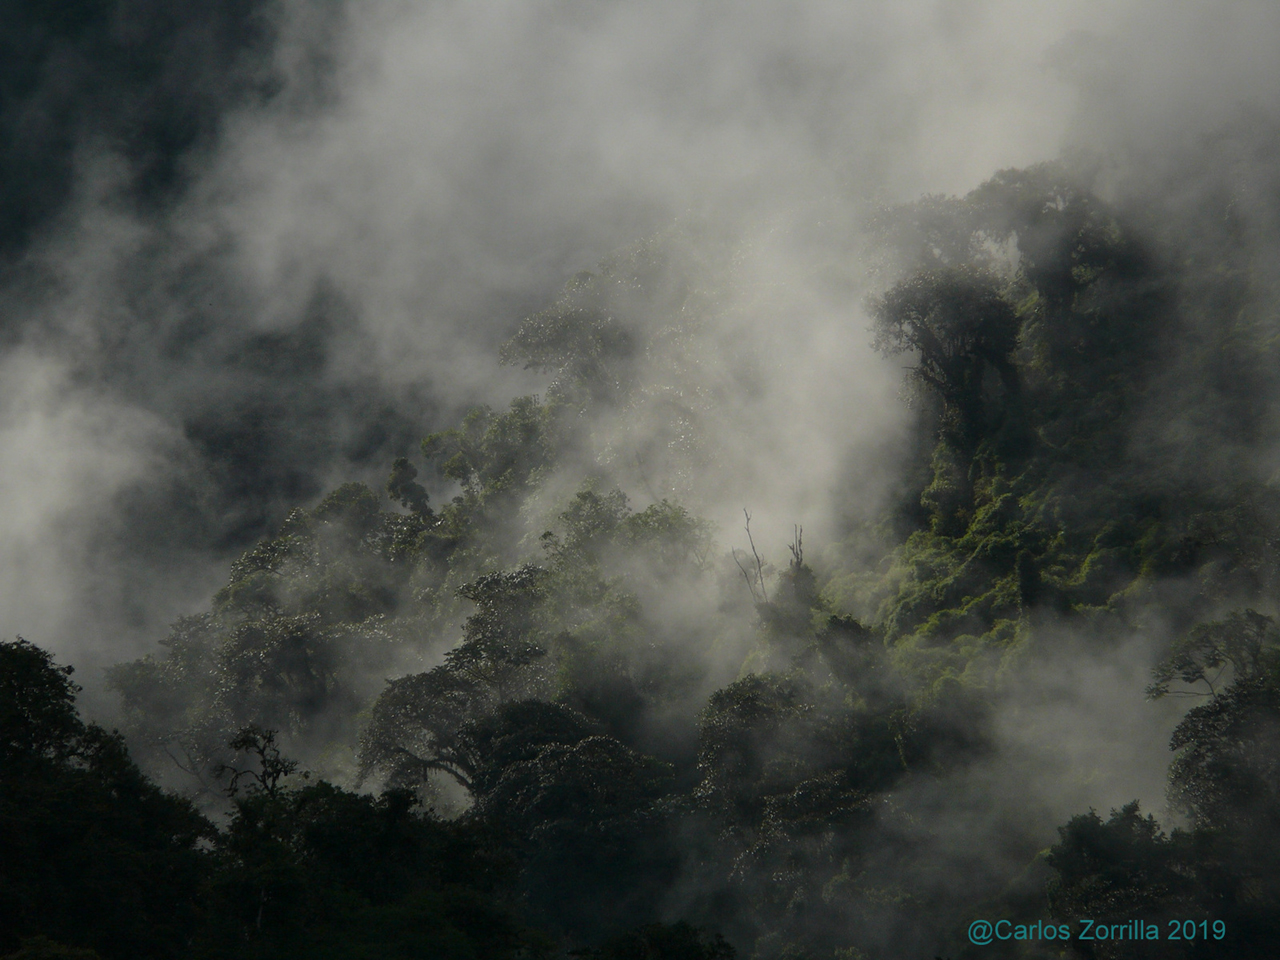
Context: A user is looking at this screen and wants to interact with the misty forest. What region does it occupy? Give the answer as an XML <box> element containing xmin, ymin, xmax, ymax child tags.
<box><xmin>5</xmin><ymin>3</ymin><xmax>1280</xmax><ymax>960</ymax></box>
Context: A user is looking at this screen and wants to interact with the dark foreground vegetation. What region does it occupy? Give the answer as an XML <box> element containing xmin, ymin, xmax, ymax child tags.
<box><xmin>8</xmin><ymin>146</ymin><xmax>1280</xmax><ymax>959</ymax></box>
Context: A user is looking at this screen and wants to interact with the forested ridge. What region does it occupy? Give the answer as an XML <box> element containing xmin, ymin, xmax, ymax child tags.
<box><xmin>7</xmin><ymin>153</ymin><xmax>1280</xmax><ymax>960</ymax></box>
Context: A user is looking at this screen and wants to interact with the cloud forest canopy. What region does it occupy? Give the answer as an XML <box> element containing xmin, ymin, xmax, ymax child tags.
<box><xmin>2</xmin><ymin>140</ymin><xmax>1276</xmax><ymax>960</ymax></box>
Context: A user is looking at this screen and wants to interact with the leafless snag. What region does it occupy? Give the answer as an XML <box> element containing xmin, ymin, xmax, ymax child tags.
<box><xmin>788</xmin><ymin>525</ymin><xmax>803</xmax><ymax>570</ymax></box>
<box><xmin>732</xmin><ymin>549</ymin><xmax>759</xmax><ymax>603</ymax></box>
<box><xmin>732</xmin><ymin>508</ymin><xmax>769</xmax><ymax>604</ymax></box>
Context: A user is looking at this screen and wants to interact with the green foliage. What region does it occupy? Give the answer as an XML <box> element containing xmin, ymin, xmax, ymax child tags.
<box><xmin>497</xmin><ymin>227</ymin><xmax>744</xmax><ymax>502</ymax></box>
<box><xmin>1047</xmin><ymin>804</ymin><xmax>1199</xmax><ymax>936</ymax></box>
<box><xmin>501</xmin><ymin>301</ymin><xmax>638</xmax><ymax>406</ymax></box>
<box><xmin>463</xmin><ymin>700</ymin><xmax>603</xmax><ymax>797</ymax></box>
<box><xmin>491</xmin><ymin>734</ymin><xmax>677</xmax><ymax>939</ymax></box>
<box><xmin>695</xmin><ymin>673</ymin><xmax>820</xmax><ymax>829</ymax></box>
<box><xmin>1149</xmin><ymin>610</ymin><xmax>1280</xmax><ymax>698</ymax></box>
<box><xmin>202</xmin><ymin>763</ymin><xmax>536</xmax><ymax>960</ymax></box>
<box><xmin>109</xmin><ymin>484</ymin><xmax>437</xmax><ymax>788</ymax></box>
<box><xmin>1167</xmin><ymin>674</ymin><xmax>1280</xmax><ymax>837</ymax></box>
<box><xmin>358</xmin><ymin>565</ymin><xmax>554</xmax><ymax>792</ymax></box>
<box><xmin>1029</xmin><ymin>609</ymin><xmax>1280</xmax><ymax>959</ymax></box>
<box><xmin>854</xmin><ymin>161</ymin><xmax>1280</xmax><ymax>958</ymax></box>
<box><xmin>81</xmin><ymin>150</ymin><xmax>1280</xmax><ymax>959</ymax></box>
<box><xmin>358</xmin><ymin>481</ymin><xmax>718</xmax><ymax>798</ymax></box>
<box><xmin>499</xmin><ymin>235</ymin><xmax>714</xmax><ymax>408</ymax></box>
<box><xmin>3</xmin><ymin>642</ymin><xmax>556</xmax><ymax>959</ymax></box>
<box><xmin>689</xmin><ymin>568</ymin><xmax>988</xmax><ymax>959</ymax></box>
<box><xmin>0</xmin><ymin>637</ymin><xmax>84</xmax><ymax>767</ymax></box>
<box><xmin>219</xmin><ymin>724</ymin><xmax>302</xmax><ymax>798</ymax></box>
<box><xmin>850</xmin><ymin>163</ymin><xmax>1280</xmax><ymax>699</ymax></box>
<box><xmin>872</xmin><ymin>265</ymin><xmax>1020</xmax><ymax>452</ymax></box>
<box><xmin>1032</xmin><ymin>697</ymin><xmax>1280</xmax><ymax>957</ymax></box>
<box><xmin>386</xmin><ymin>457</ymin><xmax>432</xmax><ymax>515</ymax></box>
<box><xmin>423</xmin><ymin>397</ymin><xmax>558</xmax><ymax>500</ymax></box>
<box><xmin>0</xmin><ymin>639</ymin><xmax>212</xmax><ymax>960</ymax></box>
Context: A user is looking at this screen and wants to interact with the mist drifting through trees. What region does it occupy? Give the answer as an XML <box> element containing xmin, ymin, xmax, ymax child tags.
<box><xmin>4</xmin><ymin>2</ymin><xmax>1280</xmax><ymax>958</ymax></box>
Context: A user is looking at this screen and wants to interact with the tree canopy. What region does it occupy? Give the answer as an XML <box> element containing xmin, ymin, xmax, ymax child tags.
<box><xmin>13</xmin><ymin>152</ymin><xmax>1280</xmax><ymax>958</ymax></box>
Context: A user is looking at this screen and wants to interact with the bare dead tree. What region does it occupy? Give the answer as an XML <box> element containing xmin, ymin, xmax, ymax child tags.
<box><xmin>732</xmin><ymin>508</ymin><xmax>769</xmax><ymax>604</ymax></box>
<box><xmin>788</xmin><ymin>525</ymin><xmax>804</xmax><ymax>570</ymax></box>
<box><xmin>732</xmin><ymin>548</ymin><xmax>759</xmax><ymax>604</ymax></box>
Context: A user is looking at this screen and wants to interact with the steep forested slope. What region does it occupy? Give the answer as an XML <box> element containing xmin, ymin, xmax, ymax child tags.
<box><xmin>8</xmin><ymin>153</ymin><xmax>1280</xmax><ymax>959</ymax></box>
